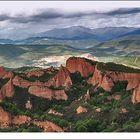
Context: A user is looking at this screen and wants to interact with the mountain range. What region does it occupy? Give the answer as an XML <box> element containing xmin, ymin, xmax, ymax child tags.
<box><xmin>0</xmin><ymin>26</ymin><xmax>139</xmax><ymax>68</ymax></box>
<box><xmin>0</xmin><ymin>56</ymin><xmax>140</xmax><ymax>132</ymax></box>
<box><xmin>0</xmin><ymin>26</ymin><xmax>140</xmax><ymax>44</ymax></box>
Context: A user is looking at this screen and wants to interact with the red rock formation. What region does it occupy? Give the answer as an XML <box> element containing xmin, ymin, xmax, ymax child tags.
<box><xmin>0</xmin><ymin>67</ymin><xmax>8</xmax><ymax>78</ymax></box>
<box><xmin>33</xmin><ymin>120</ymin><xmax>64</xmax><ymax>132</ymax></box>
<box><xmin>132</xmin><ymin>84</ymin><xmax>140</xmax><ymax>104</ymax></box>
<box><xmin>12</xmin><ymin>115</ymin><xmax>31</xmax><ymax>125</ymax></box>
<box><xmin>89</xmin><ymin>66</ymin><xmax>140</xmax><ymax>92</ymax></box>
<box><xmin>3</xmin><ymin>71</ymin><xmax>14</xmax><ymax>79</ymax></box>
<box><xmin>46</xmin><ymin>65</ymin><xmax>72</xmax><ymax>88</ymax></box>
<box><xmin>76</xmin><ymin>106</ymin><xmax>87</xmax><ymax>114</ymax></box>
<box><xmin>0</xmin><ymin>79</ymin><xmax>15</xmax><ymax>99</ymax></box>
<box><xmin>27</xmin><ymin>69</ymin><xmax>44</xmax><ymax>78</ymax></box>
<box><xmin>0</xmin><ymin>107</ymin><xmax>11</xmax><ymax>128</ymax></box>
<box><xmin>13</xmin><ymin>75</ymin><xmax>31</xmax><ymax>88</ymax></box>
<box><xmin>95</xmin><ymin>108</ymin><xmax>101</xmax><ymax>113</ymax></box>
<box><xmin>120</xmin><ymin>108</ymin><xmax>128</xmax><ymax>113</ymax></box>
<box><xmin>12</xmin><ymin>75</ymin><xmax>42</xmax><ymax>88</ymax></box>
<box><xmin>66</xmin><ymin>57</ymin><xmax>95</xmax><ymax>77</ymax></box>
<box><xmin>28</xmin><ymin>85</ymin><xmax>68</xmax><ymax>100</ymax></box>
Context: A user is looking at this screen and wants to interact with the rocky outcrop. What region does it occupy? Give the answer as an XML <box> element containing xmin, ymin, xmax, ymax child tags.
<box><xmin>66</xmin><ymin>57</ymin><xmax>95</xmax><ymax>77</ymax></box>
<box><xmin>0</xmin><ymin>79</ymin><xmax>15</xmax><ymax>99</ymax></box>
<box><xmin>48</xmin><ymin>109</ymin><xmax>63</xmax><ymax>116</ymax></box>
<box><xmin>132</xmin><ymin>84</ymin><xmax>140</xmax><ymax>104</ymax></box>
<box><xmin>12</xmin><ymin>75</ymin><xmax>42</xmax><ymax>88</ymax></box>
<box><xmin>46</xmin><ymin>65</ymin><xmax>72</xmax><ymax>88</ymax></box>
<box><xmin>25</xmin><ymin>100</ymin><xmax>32</xmax><ymax>109</ymax></box>
<box><xmin>84</xmin><ymin>90</ymin><xmax>91</xmax><ymax>101</ymax></box>
<box><xmin>12</xmin><ymin>115</ymin><xmax>31</xmax><ymax>125</ymax></box>
<box><xmin>120</xmin><ymin>108</ymin><xmax>128</xmax><ymax>113</ymax></box>
<box><xmin>13</xmin><ymin>75</ymin><xmax>31</xmax><ymax>88</ymax></box>
<box><xmin>0</xmin><ymin>67</ymin><xmax>8</xmax><ymax>78</ymax></box>
<box><xmin>3</xmin><ymin>71</ymin><xmax>14</xmax><ymax>79</ymax></box>
<box><xmin>33</xmin><ymin>120</ymin><xmax>64</xmax><ymax>132</ymax></box>
<box><xmin>89</xmin><ymin>66</ymin><xmax>140</xmax><ymax>92</ymax></box>
<box><xmin>28</xmin><ymin>85</ymin><xmax>68</xmax><ymax>100</ymax></box>
<box><xmin>27</xmin><ymin>69</ymin><xmax>44</xmax><ymax>78</ymax></box>
<box><xmin>0</xmin><ymin>107</ymin><xmax>11</xmax><ymax>128</ymax></box>
<box><xmin>95</xmin><ymin>108</ymin><xmax>101</xmax><ymax>113</ymax></box>
<box><xmin>76</xmin><ymin>106</ymin><xmax>87</xmax><ymax>114</ymax></box>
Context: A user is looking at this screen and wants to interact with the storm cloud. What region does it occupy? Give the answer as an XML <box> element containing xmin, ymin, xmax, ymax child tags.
<box><xmin>0</xmin><ymin>8</ymin><xmax>140</xmax><ymax>24</ymax></box>
<box><xmin>0</xmin><ymin>7</ymin><xmax>140</xmax><ymax>40</ymax></box>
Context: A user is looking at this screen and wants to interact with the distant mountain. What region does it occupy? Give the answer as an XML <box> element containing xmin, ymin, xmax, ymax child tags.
<box><xmin>37</xmin><ymin>26</ymin><xmax>98</xmax><ymax>40</ymax></box>
<box><xmin>36</xmin><ymin>26</ymin><xmax>139</xmax><ymax>41</ymax></box>
<box><xmin>0</xmin><ymin>39</ymin><xmax>15</xmax><ymax>44</ymax></box>
<box><xmin>91</xmin><ymin>27</ymin><xmax>136</xmax><ymax>41</ymax></box>
<box><xmin>0</xmin><ymin>26</ymin><xmax>139</xmax><ymax>45</ymax></box>
<box><xmin>87</xmin><ymin>36</ymin><xmax>140</xmax><ymax>57</ymax></box>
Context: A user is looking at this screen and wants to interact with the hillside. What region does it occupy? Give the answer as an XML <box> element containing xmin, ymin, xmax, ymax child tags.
<box><xmin>0</xmin><ymin>57</ymin><xmax>140</xmax><ymax>132</ymax></box>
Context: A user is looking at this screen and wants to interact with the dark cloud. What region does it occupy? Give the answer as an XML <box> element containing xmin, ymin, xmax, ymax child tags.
<box><xmin>105</xmin><ymin>8</ymin><xmax>140</xmax><ymax>16</ymax></box>
<box><xmin>0</xmin><ymin>14</ymin><xmax>10</xmax><ymax>21</ymax></box>
<box><xmin>0</xmin><ymin>8</ymin><xmax>140</xmax><ymax>24</ymax></box>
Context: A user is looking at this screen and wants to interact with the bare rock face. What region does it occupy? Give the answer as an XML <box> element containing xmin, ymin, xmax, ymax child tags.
<box><xmin>33</xmin><ymin>120</ymin><xmax>64</xmax><ymax>132</ymax></box>
<box><xmin>13</xmin><ymin>75</ymin><xmax>31</xmax><ymax>88</ymax></box>
<box><xmin>12</xmin><ymin>115</ymin><xmax>31</xmax><ymax>125</ymax></box>
<box><xmin>3</xmin><ymin>71</ymin><xmax>14</xmax><ymax>79</ymax></box>
<box><xmin>88</xmin><ymin>67</ymin><xmax>114</xmax><ymax>91</ymax></box>
<box><xmin>95</xmin><ymin>108</ymin><xmax>101</xmax><ymax>113</ymax></box>
<box><xmin>12</xmin><ymin>75</ymin><xmax>43</xmax><ymax>88</ymax></box>
<box><xmin>28</xmin><ymin>85</ymin><xmax>68</xmax><ymax>100</ymax></box>
<box><xmin>0</xmin><ymin>107</ymin><xmax>12</xmax><ymax>128</ymax></box>
<box><xmin>46</xmin><ymin>65</ymin><xmax>72</xmax><ymax>88</ymax></box>
<box><xmin>25</xmin><ymin>100</ymin><xmax>32</xmax><ymax>110</ymax></box>
<box><xmin>76</xmin><ymin>106</ymin><xmax>87</xmax><ymax>114</ymax></box>
<box><xmin>48</xmin><ymin>109</ymin><xmax>63</xmax><ymax>116</ymax></box>
<box><xmin>0</xmin><ymin>79</ymin><xmax>15</xmax><ymax>99</ymax></box>
<box><xmin>84</xmin><ymin>90</ymin><xmax>91</xmax><ymax>101</ymax></box>
<box><xmin>0</xmin><ymin>92</ymin><xmax>3</xmax><ymax>102</ymax></box>
<box><xmin>132</xmin><ymin>84</ymin><xmax>140</xmax><ymax>104</ymax></box>
<box><xmin>120</xmin><ymin>108</ymin><xmax>128</xmax><ymax>113</ymax></box>
<box><xmin>66</xmin><ymin>57</ymin><xmax>95</xmax><ymax>77</ymax></box>
<box><xmin>89</xmin><ymin>66</ymin><xmax>140</xmax><ymax>92</ymax></box>
<box><xmin>27</xmin><ymin>69</ymin><xmax>44</xmax><ymax>78</ymax></box>
<box><xmin>0</xmin><ymin>67</ymin><xmax>8</xmax><ymax>78</ymax></box>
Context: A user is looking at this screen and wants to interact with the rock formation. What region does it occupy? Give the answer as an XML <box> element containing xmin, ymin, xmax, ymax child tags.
<box><xmin>12</xmin><ymin>115</ymin><xmax>31</xmax><ymax>125</ymax></box>
<box><xmin>48</xmin><ymin>109</ymin><xmax>63</xmax><ymax>116</ymax></box>
<box><xmin>0</xmin><ymin>79</ymin><xmax>15</xmax><ymax>99</ymax></box>
<box><xmin>46</xmin><ymin>65</ymin><xmax>72</xmax><ymax>88</ymax></box>
<box><xmin>0</xmin><ymin>67</ymin><xmax>8</xmax><ymax>78</ymax></box>
<box><xmin>66</xmin><ymin>57</ymin><xmax>95</xmax><ymax>77</ymax></box>
<box><xmin>0</xmin><ymin>107</ymin><xmax>11</xmax><ymax>128</ymax></box>
<box><xmin>132</xmin><ymin>84</ymin><xmax>140</xmax><ymax>104</ymax></box>
<box><xmin>33</xmin><ymin>120</ymin><xmax>64</xmax><ymax>132</ymax></box>
<box><xmin>27</xmin><ymin>69</ymin><xmax>44</xmax><ymax>78</ymax></box>
<box><xmin>28</xmin><ymin>85</ymin><xmax>68</xmax><ymax>100</ymax></box>
<box><xmin>76</xmin><ymin>106</ymin><xmax>87</xmax><ymax>114</ymax></box>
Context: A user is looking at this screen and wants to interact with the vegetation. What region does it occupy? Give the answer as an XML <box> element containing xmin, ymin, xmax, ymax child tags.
<box><xmin>0</xmin><ymin>65</ymin><xmax>140</xmax><ymax>132</ymax></box>
<box><xmin>97</xmin><ymin>62</ymin><xmax>140</xmax><ymax>73</ymax></box>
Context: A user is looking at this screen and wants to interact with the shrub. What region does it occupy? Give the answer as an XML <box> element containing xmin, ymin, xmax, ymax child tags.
<box><xmin>123</xmin><ymin>122</ymin><xmax>135</xmax><ymax>132</ymax></box>
<box><xmin>75</xmin><ymin>119</ymin><xmax>100</xmax><ymax>132</ymax></box>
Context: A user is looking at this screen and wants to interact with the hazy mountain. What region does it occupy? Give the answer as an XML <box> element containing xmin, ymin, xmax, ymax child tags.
<box><xmin>36</xmin><ymin>26</ymin><xmax>139</xmax><ymax>41</ymax></box>
<box><xmin>0</xmin><ymin>39</ymin><xmax>15</xmax><ymax>44</ymax></box>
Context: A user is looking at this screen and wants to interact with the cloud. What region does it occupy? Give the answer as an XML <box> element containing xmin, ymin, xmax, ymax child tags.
<box><xmin>0</xmin><ymin>8</ymin><xmax>139</xmax><ymax>24</ymax></box>
<box><xmin>105</xmin><ymin>8</ymin><xmax>140</xmax><ymax>16</ymax></box>
<box><xmin>0</xmin><ymin>8</ymin><xmax>140</xmax><ymax>40</ymax></box>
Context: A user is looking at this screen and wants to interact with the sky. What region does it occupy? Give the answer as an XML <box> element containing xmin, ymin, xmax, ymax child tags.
<box><xmin>0</xmin><ymin>1</ymin><xmax>140</xmax><ymax>40</ymax></box>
